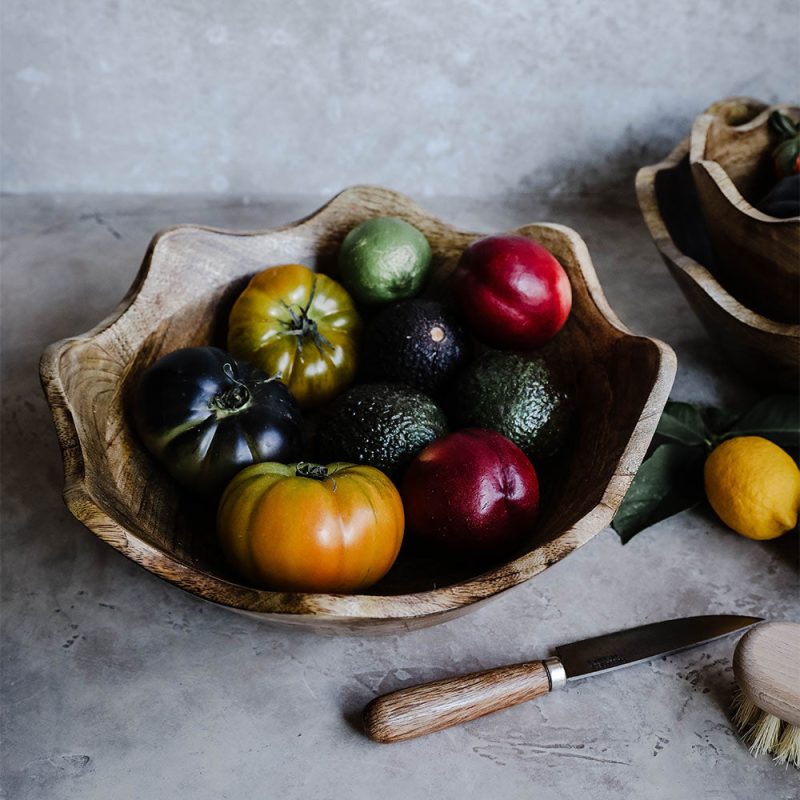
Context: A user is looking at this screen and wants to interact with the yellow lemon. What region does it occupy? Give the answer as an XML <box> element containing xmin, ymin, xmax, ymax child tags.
<box><xmin>704</xmin><ymin>436</ymin><xmax>800</xmax><ymax>540</ymax></box>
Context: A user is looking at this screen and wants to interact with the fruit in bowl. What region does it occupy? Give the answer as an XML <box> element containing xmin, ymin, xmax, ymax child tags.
<box><xmin>138</xmin><ymin>216</ymin><xmax>575</xmax><ymax>589</ymax></box>
<box><xmin>227</xmin><ymin>263</ymin><xmax>361</xmax><ymax>408</ymax></box>
<box><xmin>452</xmin><ymin>234</ymin><xmax>572</xmax><ymax>349</ymax></box>
<box><xmin>314</xmin><ymin>382</ymin><xmax>448</xmax><ymax>479</ymax></box>
<box><xmin>218</xmin><ymin>461</ymin><xmax>404</xmax><ymax>592</ymax></box>
<box><xmin>769</xmin><ymin>109</ymin><xmax>800</xmax><ymax>179</ymax></box>
<box><xmin>403</xmin><ymin>429</ymin><xmax>540</xmax><ymax>555</ymax></box>
<box><xmin>455</xmin><ymin>350</ymin><xmax>570</xmax><ymax>462</ymax></box>
<box><xmin>337</xmin><ymin>217</ymin><xmax>432</xmax><ymax>305</ymax></box>
<box><xmin>40</xmin><ymin>187</ymin><xmax>675</xmax><ymax>630</ymax></box>
<box><xmin>134</xmin><ymin>346</ymin><xmax>303</xmax><ymax>494</ymax></box>
<box><xmin>360</xmin><ymin>299</ymin><xmax>470</xmax><ymax>396</ymax></box>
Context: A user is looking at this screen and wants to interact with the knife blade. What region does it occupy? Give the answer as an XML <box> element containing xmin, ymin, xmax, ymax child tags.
<box><xmin>363</xmin><ymin>614</ymin><xmax>762</xmax><ymax>743</ymax></box>
<box><xmin>555</xmin><ymin>614</ymin><xmax>763</xmax><ymax>682</ymax></box>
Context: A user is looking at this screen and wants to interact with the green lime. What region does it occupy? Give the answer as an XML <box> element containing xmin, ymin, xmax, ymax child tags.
<box><xmin>455</xmin><ymin>350</ymin><xmax>570</xmax><ymax>461</ymax></box>
<box><xmin>337</xmin><ymin>217</ymin><xmax>432</xmax><ymax>304</ymax></box>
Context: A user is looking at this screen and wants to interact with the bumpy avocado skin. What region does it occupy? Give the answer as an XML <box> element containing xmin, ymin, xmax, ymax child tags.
<box><xmin>455</xmin><ymin>351</ymin><xmax>570</xmax><ymax>462</ymax></box>
<box><xmin>361</xmin><ymin>300</ymin><xmax>469</xmax><ymax>395</ymax></box>
<box><xmin>315</xmin><ymin>383</ymin><xmax>448</xmax><ymax>477</ymax></box>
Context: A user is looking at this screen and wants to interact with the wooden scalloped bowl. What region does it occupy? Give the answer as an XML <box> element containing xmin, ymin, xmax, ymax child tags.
<box><xmin>40</xmin><ymin>186</ymin><xmax>675</xmax><ymax>633</ymax></box>
<box><xmin>637</xmin><ymin>140</ymin><xmax>800</xmax><ymax>391</ymax></box>
<box><xmin>689</xmin><ymin>98</ymin><xmax>800</xmax><ymax>323</ymax></box>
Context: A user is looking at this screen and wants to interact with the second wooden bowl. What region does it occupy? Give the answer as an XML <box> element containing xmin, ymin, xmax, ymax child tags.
<box><xmin>689</xmin><ymin>98</ymin><xmax>800</xmax><ymax>323</ymax></box>
<box><xmin>40</xmin><ymin>187</ymin><xmax>675</xmax><ymax>632</ymax></box>
<box><xmin>637</xmin><ymin>140</ymin><xmax>800</xmax><ymax>391</ymax></box>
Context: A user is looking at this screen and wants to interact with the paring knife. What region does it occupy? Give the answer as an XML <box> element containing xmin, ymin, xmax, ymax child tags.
<box><xmin>363</xmin><ymin>614</ymin><xmax>762</xmax><ymax>743</ymax></box>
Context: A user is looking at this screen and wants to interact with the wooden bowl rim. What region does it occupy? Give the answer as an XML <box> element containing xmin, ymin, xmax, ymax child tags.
<box><xmin>689</xmin><ymin>100</ymin><xmax>800</xmax><ymax>224</ymax></box>
<box><xmin>40</xmin><ymin>185</ymin><xmax>676</xmax><ymax>622</ymax></box>
<box><xmin>636</xmin><ymin>140</ymin><xmax>800</xmax><ymax>339</ymax></box>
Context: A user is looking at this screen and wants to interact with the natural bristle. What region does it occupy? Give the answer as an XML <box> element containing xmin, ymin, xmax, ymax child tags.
<box><xmin>774</xmin><ymin>724</ymin><xmax>800</xmax><ymax>768</ymax></box>
<box><xmin>731</xmin><ymin>689</ymin><xmax>760</xmax><ymax>731</ymax></box>
<box><xmin>749</xmin><ymin>713</ymin><xmax>784</xmax><ymax>759</ymax></box>
<box><xmin>731</xmin><ymin>688</ymin><xmax>799</xmax><ymax>767</ymax></box>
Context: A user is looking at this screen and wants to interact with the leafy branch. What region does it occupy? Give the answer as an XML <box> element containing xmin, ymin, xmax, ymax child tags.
<box><xmin>612</xmin><ymin>395</ymin><xmax>799</xmax><ymax>543</ymax></box>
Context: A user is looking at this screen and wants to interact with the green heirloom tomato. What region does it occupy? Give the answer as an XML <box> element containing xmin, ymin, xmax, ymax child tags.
<box><xmin>227</xmin><ymin>264</ymin><xmax>361</xmax><ymax>409</ymax></box>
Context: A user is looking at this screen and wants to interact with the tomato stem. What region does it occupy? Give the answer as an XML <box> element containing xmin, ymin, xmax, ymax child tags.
<box><xmin>296</xmin><ymin>462</ymin><xmax>328</xmax><ymax>480</ymax></box>
<box><xmin>211</xmin><ymin>364</ymin><xmax>252</xmax><ymax>413</ymax></box>
<box><xmin>280</xmin><ymin>276</ymin><xmax>335</xmax><ymax>355</ymax></box>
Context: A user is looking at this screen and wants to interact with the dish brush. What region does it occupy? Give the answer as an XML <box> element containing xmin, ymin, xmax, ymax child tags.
<box><xmin>732</xmin><ymin>620</ymin><xmax>800</xmax><ymax>767</ymax></box>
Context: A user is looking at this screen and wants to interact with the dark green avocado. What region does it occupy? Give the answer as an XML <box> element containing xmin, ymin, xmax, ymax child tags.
<box><xmin>360</xmin><ymin>300</ymin><xmax>469</xmax><ymax>395</ymax></box>
<box><xmin>315</xmin><ymin>383</ymin><xmax>448</xmax><ymax>477</ymax></box>
<box><xmin>454</xmin><ymin>350</ymin><xmax>570</xmax><ymax>462</ymax></box>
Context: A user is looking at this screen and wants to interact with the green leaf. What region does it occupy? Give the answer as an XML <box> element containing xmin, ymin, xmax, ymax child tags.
<box><xmin>726</xmin><ymin>395</ymin><xmax>800</xmax><ymax>448</ymax></box>
<box><xmin>702</xmin><ymin>406</ymin><xmax>743</xmax><ymax>437</ymax></box>
<box><xmin>612</xmin><ymin>444</ymin><xmax>706</xmax><ymax>544</ymax></box>
<box><xmin>655</xmin><ymin>401</ymin><xmax>711</xmax><ymax>447</ymax></box>
<box><xmin>769</xmin><ymin>110</ymin><xmax>799</xmax><ymax>139</ymax></box>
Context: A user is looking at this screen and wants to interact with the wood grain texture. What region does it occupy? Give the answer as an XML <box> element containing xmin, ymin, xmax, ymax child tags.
<box><xmin>689</xmin><ymin>98</ymin><xmax>800</xmax><ymax>323</ymax></box>
<box><xmin>40</xmin><ymin>185</ymin><xmax>676</xmax><ymax>632</ymax></box>
<box><xmin>636</xmin><ymin>140</ymin><xmax>800</xmax><ymax>392</ymax></box>
<box><xmin>364</xmin><ymin>660</ymin><xmax>551</xmax><ymax>742</ymax></box>
<box><xmin>733</xmin><ymin>622</ymin><xmax>800</xmax><ymax>727</ymax></box>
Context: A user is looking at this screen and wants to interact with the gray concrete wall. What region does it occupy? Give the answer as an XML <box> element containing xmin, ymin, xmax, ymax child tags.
<box><xmin>1</xmin><ymin>0</ymin><xmax>796</xmax><ymax>195</ymax></box>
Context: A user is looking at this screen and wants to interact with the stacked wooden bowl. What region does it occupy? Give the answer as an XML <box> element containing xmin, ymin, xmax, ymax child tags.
<box><xmin>637</xmin><ymin>98</ymin><xmax>800</xmax><ymax>390</ymax></box>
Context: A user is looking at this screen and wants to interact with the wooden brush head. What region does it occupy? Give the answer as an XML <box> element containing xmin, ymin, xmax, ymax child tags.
<box><xmin>733</xmin><ymin>621</ymin><xmax>800</xmax><ymax>726</ymax></box>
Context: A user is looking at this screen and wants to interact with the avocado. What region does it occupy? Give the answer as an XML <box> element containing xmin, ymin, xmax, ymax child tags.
<box><xmin>454</xmin><ymin>350</ymin><xmax>570</xmax><ymax>462</ymax></box>
<box><xmin>361</xmin><ymin>300</ymin><xmax>469</xmax><ymax>395</ymax></box>
<box><xmin>315</xmin><ymin>383</ymin><xmax>447</xmax><ymax>477</ymax></box>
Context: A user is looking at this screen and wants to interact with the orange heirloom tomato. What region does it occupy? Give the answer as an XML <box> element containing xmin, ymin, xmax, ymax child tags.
<box><xmin>227</xmin><ymin>264</ymin><xmax>360</xmax><ymax>409</ymax></box>
<box><xmin>217</xmin><ymin>462</ymin><xmax>404</xmax><ymax>593</ymax></box>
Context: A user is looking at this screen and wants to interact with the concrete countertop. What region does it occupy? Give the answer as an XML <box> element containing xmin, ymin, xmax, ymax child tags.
<box><xmin>2</xmin><ymin>192</ymin><xmax>797</xmax><ymax>800</ymax></box>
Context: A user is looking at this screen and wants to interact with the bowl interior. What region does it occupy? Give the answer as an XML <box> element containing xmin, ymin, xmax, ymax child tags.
<box><xmin>655</xmin><ymin>152</ymin><xmax>719</xmax><ymax>268</ymax></box>
<box><xmin>49</xmin><ymin>188</ymin><xmax>667</xmax><ymax>607</ymax></box>
<box><xmin>697</xmin><ymin>102</ymin><xmax>800</xmax><ymax>206</ymax></box>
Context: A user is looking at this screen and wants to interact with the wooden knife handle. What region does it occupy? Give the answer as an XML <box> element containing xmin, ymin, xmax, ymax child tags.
<box><xmin>363</xmin><ymin>660</ymin><xmax>556</xmax><ymax>743</ymax></box>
